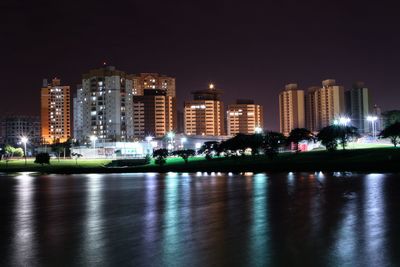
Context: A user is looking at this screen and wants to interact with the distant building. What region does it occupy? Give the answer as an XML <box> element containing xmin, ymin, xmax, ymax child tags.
<box><xmin>131</xmin><ymin>73</ymin><xmax>176</xmax><ymax>97</ymax></box>
<box><xmin>305</xmin><ymin>86</ymin><xmax>319</xmax><ymax>132</ymax></box>
<box><xmin>308</xmin><ymin>79</ymin><xmax>346</xmax><ymax>131</ymax></box>
<box><xmin>279</xmin><ymin>83</ymin><xmax>305</xmax><ymax>136</ymax></box>
<box><xmin>184</xmin><ymin>84</ymin><xmax>225</xmax><ymax>136</ymax></box>
<box><xmin>41</xmin><ymin>78</ymin><xmax>71</xmax><ymax>144</ymax></box>
<box><xmin>73</xmin><ymin>66</ymin><xmax>134</xmax><ymax>142</ymax></box>
<box><xmin>132</xmin><ymin>89</ymin><xmax>176</xmax><ymax>138</ymax></box>
<box><xmin>227</xmin><ymin>99</ymin><xmax>263</xmax><ymax>136</ymax></box>
<box><xmin>345</xmin><ymin>82</ymin><xmax>370</xmax><ymax>133</ymax></box>
<box><xmin>0</xmin><ymin>116</ymin><xmax>40</xmax><ymax>146</ymax></box>
<box><xmin>372</xmin><ymin>104</ymin><xmax>383</xmax><ymax>133</ymax></box>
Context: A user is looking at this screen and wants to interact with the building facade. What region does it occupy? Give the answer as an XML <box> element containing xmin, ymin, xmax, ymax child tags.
<box><xmin>227</xmin><ymin>99</ymin><xmax>263</xmax><ymax>136</ymax></box>
<box><xmin>132</xmin><ymin>89</ymin><xmax>176</xmax><ymax>138</ymax></box>
<box><xmin>73</xmin><ymin>66</ymin><xmax>134</xmax><ymax>142</ymax></box>
<box><xmin>308</xmin><ymin>79</ymin><xmax>346</xmax><ymax>131</ymax></box>
<box><xmin>131</xmin><ymin>73</ymin><xmax>176</xmax><ymax>97</ymax></box>
<box><xmin>184</xmin><ymin>84</ymin><xmax>225</xmax><ymax>136</ymax></box>
<box><xmin>345</xmin><ymin>82</ymin><xmax>370</xmax><ymax>133</ymax></box>
<box><xmin>0</xmin><ymin>116</ymin><xmax>40</xmax><ymax>146</ymax></box>
<box><xmin>279</xmin><ymin>84</ymin><xmax>305</xmax><ymax>136</ymax></box>
<box><xmin>41</xmin><ymin>78</ymin><xmax>71</xmax><ymax>144</ymax></box>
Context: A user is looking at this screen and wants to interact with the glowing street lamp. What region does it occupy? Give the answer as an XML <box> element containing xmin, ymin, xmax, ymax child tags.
<box><xmin>181</xmin><ymin>137</ymin><xmax>187</xmax><ymax>149</ymax></box>
<box><xmin>367</xmin><ymin>115</ymin><xmax>378</xmax><ymax>139</ymax></box>
<box><xmin>167</xmin><ymin>132</ymin><xmax>175</xmax><ymax>150</ymax></box>
<box><xmin>145</xmin><ymin>136</ymin><xmax>153</xmax><ymax>155</ymax></box>
<box><xmin>90</xmin><ymin>135</ymin><xmax>98</xmax><ymax>158</ymax></box>
<box><xmin>20</xmin><ymin>136</ymin><xmax>28</xmax><ymax>166</ymax></box>
<box><xmin>339</xmin><ymin>117</ymin><xmax>351</xmax><ymax>126</ymax></box>
<box><xmin>255</xmin><ymin>126</ymin><xmax>263</xmax><ymax>134</ymax></box>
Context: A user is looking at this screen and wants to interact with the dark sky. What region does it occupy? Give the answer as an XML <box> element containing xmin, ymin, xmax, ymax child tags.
<box><xmin>1</xmin><ymin>0</ymin><xmax>400</xmax><ymax>130</ymax></box>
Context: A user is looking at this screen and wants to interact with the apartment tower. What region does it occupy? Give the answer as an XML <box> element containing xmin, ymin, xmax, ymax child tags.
<box><xmin>227</xmin><ymin>99</ymin><xmax>263</xmax><ymax>136</ymax></box>
<box><xmin>279</xmin><ymin>83</ymin><xmax>305</xmax><ymax>136</ymax></box>
<box><xmin>184</xmin><ymin>84</ymin><xmax>225</xmax><ymax>136</ymax></box>
<box><xmin>131</xmin><ymin>73</ymin><xmax>176</xmax><ymax>97</ymax></box>
<box><xmin>132</xmin><ymin>89</ymin><xmax>176</xmax><ymax>138</ymax></box>
<box><xmin>73</xmin><ymin>66</ymin><xmax>134</xmax><ymax>142</ymax></box>
<box><xmin>40</xmin><ymin>78</ymin><xmax>71</xmax><ymax>144</ymax></box>
<box><xmin>345</xmin><ymin>82</ymin><xmax>370</xmax><ymax>133</ymax></box>
<box><xmin>307</xmin><ymin>79</ymin><xmax>346</xmax><ymax>131</ymax></box>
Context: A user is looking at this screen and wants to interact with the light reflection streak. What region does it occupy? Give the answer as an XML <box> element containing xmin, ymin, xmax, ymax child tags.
<box><xmin>83</xmin><ymin>174</ymin><xmax>105</xmax><ymax>264</ymax></box>
<box><xmin>144</xmin><ymin>173</ymin><xmax>158</xmax><ymax>243</ymax></box>
<box><xmin>363</xmin><ymin>174</ymin><xmax>386</xmax><ymax>263</ymax></box>
<box><xmin>249</xmin><ymin>173</ymin><xmax>270</xmax><ymax>266</ymax></box>
<box><xmin>12</xmin><ymin>173</ymin><xmax>36</xmax><ymax>266</ymax></box>
<box><xmin>162</xmin><ymin>172</ymin><xmax>180</xmax><ymax>265</ymax></box>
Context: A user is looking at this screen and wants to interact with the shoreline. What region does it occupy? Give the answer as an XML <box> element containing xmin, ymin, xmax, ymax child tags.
<box><xmin>1</xmin><ymin>147</ymin><xmax>399</xmax><ymax>175</ymax></box>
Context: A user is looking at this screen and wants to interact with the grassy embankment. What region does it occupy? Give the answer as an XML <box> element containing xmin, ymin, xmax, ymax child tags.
<box><xmin>0</xmin><ymin>145</ymin><xmax>399</xmax><ymax>174</ymax></box>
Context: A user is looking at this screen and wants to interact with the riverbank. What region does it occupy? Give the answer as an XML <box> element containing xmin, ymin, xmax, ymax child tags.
<box><xmin>0</xmin><ymin>147</ymin><xmax>399</xmax><ymax>174</ymax></box>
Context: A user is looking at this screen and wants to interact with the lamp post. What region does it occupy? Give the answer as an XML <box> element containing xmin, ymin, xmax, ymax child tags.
<box><xmin>167</xmin><ymin>132</ymin><xmax>175</xmax><ymax>150</ymax></box>
<box><xmin>367</xmin><ymin>116</ymin><xmax>378</xmax><ymax>139</ymax></box>
<box><xmin>90</xmin><ymin>135</ymin><xmax>98</xmax><ymax>158</ymax></box>
<box><xmin>181</xmin><ymin>137</ymin><xmax>187</xmax><ymax>149</ymax></box>
<box><xmin>255</xmin><ymin>126</ymin><xmax>263</xmax><ymax>134</ymax></box>
<box><xmin>145</xmin><ymin>136</ymin><xmax>153</xmax><ymax>155</ymax></box>
<box><xmin>21</xmin><ymin>136</ymin><xmax>28</xmax><ymax>166</ymax></box>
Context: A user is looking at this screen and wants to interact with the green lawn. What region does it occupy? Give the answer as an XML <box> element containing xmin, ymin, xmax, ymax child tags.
<box><xmin>1</xmin><ymin>147</ymin><xmax>399</xmax><ymax>173</ymax></box>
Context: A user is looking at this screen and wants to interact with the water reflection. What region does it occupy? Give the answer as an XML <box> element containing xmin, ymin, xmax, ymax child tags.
<box><xmin>0</xmin><ymin>172</ymin><xmax>398</xmax><ymax>266</ymax></box>
<box><xmin>11</xmin><ymin>174</ymin><xmax>36</xmax><ymax>266</ymax></box>
<box><xmin>249</xmin><ymin>173</ymin><xmax>270</xmax><ymax>266</ymax></box>
<box><xmin>83</xmin><ymin>174</ymin><xmax>105</xmax><ymax>265</ymax></box>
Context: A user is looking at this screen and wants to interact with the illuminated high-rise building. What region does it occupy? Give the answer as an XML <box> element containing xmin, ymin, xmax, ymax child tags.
<box><xmin>73</xmin><ymin>66</ymin><xmax>134</xmax><ymax>142</ymax></box>
<box><xmin>132</xmin><ymin>89</ymin><xmax>176</xmax><ymax>138</ymax></box>
<box><xmin>227</xmin><ymin>100</ymin><xmax>263</xmax><ymax>136</ymax></box>
<box><xmin>131</xmin><ymin>73</ymin><xmax>175</xmax><ymax>97</ymax></box>
<box><xmin>41</xmin><ymin>78</ymin><xmax>71</xmax><ymax>144</ymax></box>
<box><xmin>308</xmin><ymin>79</ymin><xmax>346</xmax><ymax>131</ymax></box>
<box><xmin>279</xmin><ymin>83</ymin><xmax>305</xmax><ymax>136</ymax></box>
<box><xmin>184</xmin><ymin>84</ymin><xmax>225</xmax><ymax>136</ymax></box>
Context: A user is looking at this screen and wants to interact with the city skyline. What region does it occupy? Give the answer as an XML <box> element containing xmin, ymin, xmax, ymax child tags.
<box><xmin>2</xmin><ymin>1</ymin><xmax>400</xmax><ymax>130</ymax></box>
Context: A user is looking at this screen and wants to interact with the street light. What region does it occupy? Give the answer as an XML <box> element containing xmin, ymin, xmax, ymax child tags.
<box><xmin>181</xmin><ymin>137</ymin><xmax>187</xmax><ymax>149</ymax></box>
<box><xmin>90</xmin><ymin>135</ymin><xmax>98</xmax><ymax>157</ymax></box>
<box><xmin>255</xmin><ymin>126</ymin><xmax>263</xmax><ymax>134</ymax></box>
<box><xmin>339</xmin><ymin>117</ymin><xmax>351</xmax><ymax>126</ymax></box>
<box><xmin>20</xmin><ymin>136</ymin><xmax>28</xmax><ymax>166</ymax></box>
<box><xmin>167</xmin><ymin>131</ymin><xmax>175</xmax><ymax>150</ymax></box>
<box><xmin>367</xmin><ymin>115</ymin><xmax>378</xmax><ymax>139</ymax></box>
<box><xmin>145</xmin><ymin>136</ymin><xmax>153</xmax><ymax>155</ymax></box>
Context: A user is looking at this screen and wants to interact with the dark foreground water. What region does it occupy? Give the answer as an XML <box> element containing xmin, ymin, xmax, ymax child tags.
<box><xmin>0</xmin><ymin>172</ymin><xmax>400</xmax><ymax>267</ymax></box>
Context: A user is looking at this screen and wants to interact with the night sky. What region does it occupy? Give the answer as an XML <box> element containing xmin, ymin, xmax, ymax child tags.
<box><xmin>1</xmin><ymin>0</ymin><xmax>399</xmax><ymax>130</ymax></box>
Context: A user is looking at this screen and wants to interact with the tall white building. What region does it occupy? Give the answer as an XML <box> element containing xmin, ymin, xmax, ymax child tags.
<box><xmin>279</xmin><ymin>83</ymin><xmax>305</xmax><ymax>136</ymax></box>
<box><xmin>73</xmin><ymin>66</ymin><xmax>134</xmax><ymax>142</ymax></box>
<box><xmin>308</xmin><ymin>79</ymin><xmax>346</xmax><ymax>131</ymax></box>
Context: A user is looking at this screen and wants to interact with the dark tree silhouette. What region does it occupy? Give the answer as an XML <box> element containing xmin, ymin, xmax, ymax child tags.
<box><xmin>263</xmin><ymin>131</ymin><xmax>286</xmax><ymax>158</ymax></box>
<box><xmin>34</xmin><ymin>153</ymin><xmax>50</xmax><ymax>165</ymax></box>
<box><xmin>317</xmin><ymin>125</ymin><xmax>359</xmax><ymax>151</ymax></box>
<box><xmin>153</xmin><ymin>149</ymin><xmax>169</xmax><ymax>166</ymax></box>
<box><xmin>172</xmin><ymin>149</ymin><xmax>196</xmax><ymax>163</ymax></box>
<box><xmin>287</xmin><ymin>128</ymin><xmax>314</xmax><ymax>151</ymax></box>
<box><xmin>380</xmin><ymin>122</ymin><xmax>400</xmax><ymax>147</ymax></box>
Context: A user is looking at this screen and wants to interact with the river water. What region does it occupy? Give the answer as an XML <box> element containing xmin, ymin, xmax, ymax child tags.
<box><xmin>0</xmin><ymin>172</ymin><xmax>399</xmax><ymax>267</ymax></box>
